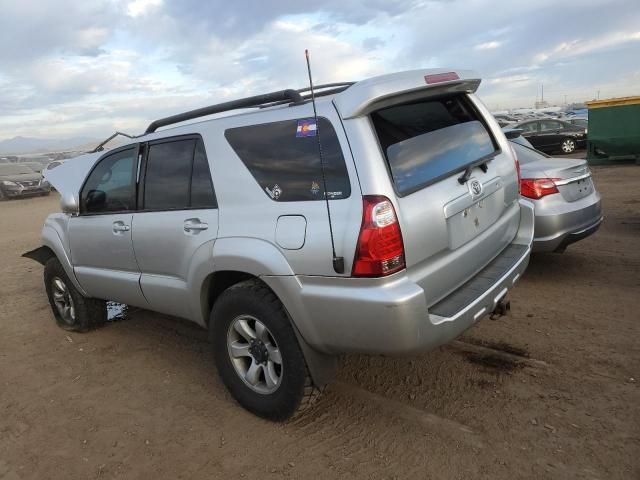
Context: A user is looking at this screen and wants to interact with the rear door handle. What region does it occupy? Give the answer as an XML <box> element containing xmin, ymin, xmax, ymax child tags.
<box><xmin>112</xmin><ymin>221</ymin><xmax>130</xmax><ymax>234</ymax></box>
<box><xmin>184</xmin><ymin>219</ymin><xmax>209</xmax><ymax>232</ymax></box>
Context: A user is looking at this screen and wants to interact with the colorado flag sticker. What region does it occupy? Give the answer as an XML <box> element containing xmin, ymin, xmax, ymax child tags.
<box><xmin>296</xmin><ymin>119</ymin><xmax>317</xmax><ymax>137</ymax></box>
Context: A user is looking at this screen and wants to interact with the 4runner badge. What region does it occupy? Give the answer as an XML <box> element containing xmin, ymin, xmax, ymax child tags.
<box><xmin>469</xmin><ymin>179</ymin><xmax>483</xmax><ymax>197</ymax></box>
<box><xmin>265</xmin><ymin>184</ymin><xmax>282</xmax><ymax>200</ymax></box>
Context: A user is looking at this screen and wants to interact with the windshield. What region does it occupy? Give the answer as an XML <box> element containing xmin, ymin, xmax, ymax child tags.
<box><xmin>0</xmin><ymin>164</ymin><xmax>35</xmax><ymax>175</ymax></box>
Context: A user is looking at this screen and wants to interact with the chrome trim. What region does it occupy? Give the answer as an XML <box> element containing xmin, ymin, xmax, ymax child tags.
<box><xmin>554</xmin><ymin>172</ymin><xmax>591</xmax><ymax>186</ymax></box>
<box><xmin>443</xmin><ymin>176</ymin><xmax>502</xmax><ymax>219</ymax></box>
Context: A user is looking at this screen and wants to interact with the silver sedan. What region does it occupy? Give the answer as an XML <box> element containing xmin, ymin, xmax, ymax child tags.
<box><xmin>510</xmin><ymin>134</ymin><xmax>603</xmax><ymax>252</ymax></box>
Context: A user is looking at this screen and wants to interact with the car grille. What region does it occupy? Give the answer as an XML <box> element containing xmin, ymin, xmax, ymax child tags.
<box><xmin>18</xmin><ymin>181</ymin><xmax>38</xmax><ymax>187</ymax></box>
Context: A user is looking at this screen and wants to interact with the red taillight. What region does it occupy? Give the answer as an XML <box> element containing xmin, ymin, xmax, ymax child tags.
<box><xmin>424</xmin><ymin>72</ymin><xmax>459</xmax><ymax>84</ymax></box>
<box><xmin>520</xmin><ymin>178</ymin><xmax>561</xmax><ymax>199</ymax></box>
<box><xmin>352</xmin><ymin>195</ymin><xmax>406</xmax><ymax>277</ymax></box>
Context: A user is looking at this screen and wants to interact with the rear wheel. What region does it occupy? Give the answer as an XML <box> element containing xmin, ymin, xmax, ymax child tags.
<box><xmin>561</xmin><ymin>138</ymin><xmax>576</xmax><ymax>154</ymax></box>
<box><xmin>44</xmin><ymin>258</ymin><xmax>106</xmax><ymax>332</ymax></box>
<box><xmin>210</xmin><ymin>279</ymin><xmax>323</xmax><ymax>421</ymax></box>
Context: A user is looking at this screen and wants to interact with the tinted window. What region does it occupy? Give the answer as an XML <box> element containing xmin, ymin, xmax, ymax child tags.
<box><xmin>371</xmin><ymin>95</ymin><xmax>498</xmax><ymax>195</ymax></box>
<box><xmin>144</xmin><ymin>139</ymin><xmax>195</xmax><ymax>210</ymax></box>
<box><xmin>82</xmin><ymin>148</ymin><xmax>136</xmax><ymax>213</ymax></box>
<box><xmin>225</xmin><ymin>117</ymin><xmax>350</xmax><ymax>202</ymax></box>
<box><xmin>540</xmin><ymin>120</ymin><xmax>562</xmax><ymax>131</ymax></box>
<box><xmin>190</xmin><ymin>139</ymin><xmax>216</xmax><ymax>208</ymax></box>
<box><xmin>520</xmin><ymin>122</ymin><xmax>538</xmax><ymax>133</ymax></box>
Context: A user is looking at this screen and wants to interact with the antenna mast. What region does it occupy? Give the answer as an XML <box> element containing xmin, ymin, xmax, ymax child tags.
<box><xmin>305</xmin><ymin>49</ymin><xmax>344</xmax><ymax>274</ymax></box>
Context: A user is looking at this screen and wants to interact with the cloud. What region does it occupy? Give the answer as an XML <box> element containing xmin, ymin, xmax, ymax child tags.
<box><xmin>1</xmin><ymin>0</ymin><xmax>640</xmax><ymax>141</ymax></box>
<box><xmin>475</xmin><ymin>41</ymin><xmax>501</xmax><ymax>50</ymax></box>
<box><xmin>533</xmin><ymin>30</ymin><xmax>640</xmax><ymax>64</ymax></box>
<box><xmin>127</xmin><ymin>0</ymin><xmax>163</xmax><ymax>17</ymax></box>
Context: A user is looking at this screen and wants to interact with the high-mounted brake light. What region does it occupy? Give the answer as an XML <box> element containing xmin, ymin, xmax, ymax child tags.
<box><xmin>520</xmin><ymin>178</ymin><xmax>561</xmax><ymax>200</ymax></box>
<box><xmin>352</xmin><ymin>196</ymin><xmax>405</xmax><ymax>277</ymax></box>
<box><xmin>424</xmin><ymin>72</ymin><xmax>460</xmax><ymax>84</ymax></box>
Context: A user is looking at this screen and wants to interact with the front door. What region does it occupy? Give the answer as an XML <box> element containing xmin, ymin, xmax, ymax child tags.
<box><xmin>520</xmin><ymin>121</ymin><xmax>542</xmax><ymax>149</ymax></box>
<box><xmin>538</xmin><ymin>120</ymin><xmax>564</xmax><ymax>150</ymax></box>
<box><xmin>132</xmin><ymin>136</ymin><xmax>218</xmax><ymax>321</ymax></box>
<box><xmin>69</xmin><ymin>146</ymin><xmax>148</xmax><ymax>307</ymax></box>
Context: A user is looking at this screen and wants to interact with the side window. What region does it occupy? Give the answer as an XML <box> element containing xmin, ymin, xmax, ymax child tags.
<box><xmin>224</xmin><ymin>117</ymin><xmax>351</xmax><ymax>202</ymax></box>
<box><xmin>81</xmin><ymin>148</ymin><xmax>136</xmax><ymax>214</ymax></box>
<box><xmin>520</xmin><ymin>122</ymin><xmax>538</xmax><ymax>133</ymax></box>
<box><xmin>190</xmin><ymin>139</ymin><xmax>217</xmax><ymax>208</ymax></box>
<box><xmin>144</xmin><ymin>139</ymin><xmax>195</xmax><ymax>210</ymax></box>
<box><xmin>540</xmin><ymin>120</ymin><xmax>561</xmax><ymax>131</ymax></box>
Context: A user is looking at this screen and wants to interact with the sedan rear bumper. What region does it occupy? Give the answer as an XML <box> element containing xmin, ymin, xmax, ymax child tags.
<box><xmin>532</xmin><ymin>192</ymin><xmax>602</xmax><ymax>252</ymax></box>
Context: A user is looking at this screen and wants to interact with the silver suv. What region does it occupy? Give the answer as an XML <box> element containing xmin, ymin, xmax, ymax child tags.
<box><xmin>26</xmin><ymin>69</ymin><xmax>534</xmax><ymax>420</ymax></box>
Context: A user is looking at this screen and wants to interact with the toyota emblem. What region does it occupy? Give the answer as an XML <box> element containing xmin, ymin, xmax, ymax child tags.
<box><xmin>469</xmin><ymin>179</ymin><xmax>483</xmax><ymax>196</ymax></box>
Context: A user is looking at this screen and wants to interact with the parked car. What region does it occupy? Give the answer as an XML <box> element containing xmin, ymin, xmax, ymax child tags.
<box><xmin>507</xmin><ymin>131</ymin><xmax>602</xmax><ymax>252</ymax></box>
<box><xmin>566</xmin><ymin>117</ymin><xmax>588</xmax><ymax>129</ymax></box>
<box><xmin>514</xmin><ymin>119</ymin><xmax>587</xmax><ymax>154</ymax></box>
<box><xmin>0</xmin><ymin>164</ymin><xmax>51</xmax><ymax>199</ymax></box>
<box><xmin>24</xmin><ymin>69</ymin><xmax>534</xmax><ymax>420</ymax></box>
<box><xmin>19</xmin><ymin>161</ymin><xmax>46</xmax><ymax>173</ymax></box>
<box><xmin>46</xmin><ymin>160</ymin><xmax>65</xmax><ymax>170</ymax></box>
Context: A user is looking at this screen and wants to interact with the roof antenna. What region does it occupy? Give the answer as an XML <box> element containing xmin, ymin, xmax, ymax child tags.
<box><xmin>305</xmin><ymin>49</ymin><xmax>344</xmax><ymax>274</ymax></box>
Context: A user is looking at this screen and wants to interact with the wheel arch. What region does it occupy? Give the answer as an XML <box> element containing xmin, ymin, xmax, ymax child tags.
<box><xmin>23</xmin><ymin>225</ymin><xmax>89</xmax><ymax>297</ymax></box>
<box><xmin>200</xmin><ymin>271</ymin><xmax>337</xmax><ymax>386</ymax></box>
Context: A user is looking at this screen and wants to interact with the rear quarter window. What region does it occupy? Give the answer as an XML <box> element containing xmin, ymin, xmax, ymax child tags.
<box><xmin>224</xmin><ymin>117</ymin><xmax>350</xmax><ymax>202</ymax></box>
<box><xmin>371</xmin><ymin>94</ymin><xmax>499</xmax><ymax>196</ymax></box>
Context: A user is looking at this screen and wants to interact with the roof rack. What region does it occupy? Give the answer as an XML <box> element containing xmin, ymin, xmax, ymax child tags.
<box><xmin>144</xmin><ymin>83</ymin><xmax>354</xmax><ymax>134</ymax></box>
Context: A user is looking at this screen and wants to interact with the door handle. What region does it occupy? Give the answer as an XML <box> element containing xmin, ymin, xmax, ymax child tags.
<box><xmin>184</xmin><ymin>219</ymin><xmax>209</xmax><ymax>232</ymax></box>
<box><xmin>112</xmin><ymin>221</ymin><xmax>130</xmax><ymax>233</ymax></box>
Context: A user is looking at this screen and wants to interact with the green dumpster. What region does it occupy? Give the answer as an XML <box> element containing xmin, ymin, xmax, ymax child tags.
<box><xmin>586</xmin><ymin>96</ymin><xmax>640</xmax><ymax>165</ymax></box>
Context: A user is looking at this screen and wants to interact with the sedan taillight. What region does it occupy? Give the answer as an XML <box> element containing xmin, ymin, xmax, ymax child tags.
<box><xmin>520</xmin><ymin>178</ymin><xmax>561</xmax><ymax>199</ymax></box>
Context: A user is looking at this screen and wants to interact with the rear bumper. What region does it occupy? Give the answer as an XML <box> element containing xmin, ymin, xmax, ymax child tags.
<box><xmin>532</xmin><ymin>192</ymin><xmax>602</xmax><ymax>252</ymax></box>
<box><xmin>266</xmin><ymin>199</ymin><xmax>534</xmax><ymax>355</ymax></box>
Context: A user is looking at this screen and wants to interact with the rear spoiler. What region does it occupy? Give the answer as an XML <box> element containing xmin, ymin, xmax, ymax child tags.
<box><xmin>333</xmin><ymin>69</ymin><xmax>481</xmax><ymax>119</ymax></box>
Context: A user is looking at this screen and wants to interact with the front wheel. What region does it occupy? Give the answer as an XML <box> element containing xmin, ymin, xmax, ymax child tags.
<box><xmin>210</xmin><ymin>279</ymin><xmax>323</xmax><ymax>421</ymax></box>
<box><xmin>44</xmin><ymin>258</ymin><xmax>106</xmax><ymax>332</ymax></box>
<box><xmin>561</xmin><ymin>138</ymin><xmax>576</xmax><ymax>153</ymax></box>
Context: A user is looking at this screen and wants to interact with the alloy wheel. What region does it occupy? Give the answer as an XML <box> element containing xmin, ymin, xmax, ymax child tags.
<box><xmin>562</xmin><ymin>139</ymin><xmax>576</xmax><ymax>153</ymax></box>
<box><xmin>51</xmin><ymin>276</ymin><xmax>76</xmax><ymax>325</ymax></box>
<box><xmin>227</xmin><ymin>315</ymin><xmax>283</xmax><ymax>394</ymax></box>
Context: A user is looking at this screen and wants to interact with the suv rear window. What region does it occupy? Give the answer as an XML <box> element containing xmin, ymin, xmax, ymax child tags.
<box><xmin>225</xmin><ymin>117</ymin><xmax>350</xmax><ymax>202</ymax></box>
<box><xmin>371</xmin><ymin>94</ymin><xmax>498</xmax><ymax>196</ymax></box>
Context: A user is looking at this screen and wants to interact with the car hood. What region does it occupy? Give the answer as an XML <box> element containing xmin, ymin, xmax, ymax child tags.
<box><xmin>0</xmin><ymin>172</ymin><xmax>42</xmax><ymax>182</ymax></box>
<box><xmin>520</xmin><ymin>157</ymin><xmax>589</xmax><ymax>181</ymax></box>
<box><xmin>44</xmin><ymin>152</ymin><xmax>101</xmax><ymax>199</ymax></box>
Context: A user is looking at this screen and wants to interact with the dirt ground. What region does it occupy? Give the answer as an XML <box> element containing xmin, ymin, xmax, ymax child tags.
<box><xmin>1</xmin><ymin>165</ymin><xmax>639</xmax><ymax>480</ymax></box>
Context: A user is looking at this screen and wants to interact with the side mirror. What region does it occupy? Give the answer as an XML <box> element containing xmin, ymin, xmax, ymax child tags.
<box><xmin>61</xmin><ymin>192</ymin><xmax>79</xmax><ymax>215</ymax></box>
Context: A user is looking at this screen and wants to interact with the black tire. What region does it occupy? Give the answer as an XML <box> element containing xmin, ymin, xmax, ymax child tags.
<box><xmin>210</xmin><ymin>279</ymin><xmax>323</xmax><ymax>421</ymax></box>
<box><xmin>44</xmin><ymin>257</ymin><xmax>106</xmax><ymax>332</ymax></box>
<box><xmin>560</xmin><ymin>137</ymin><xmax>576</xmax><ymax>154</ymax></box>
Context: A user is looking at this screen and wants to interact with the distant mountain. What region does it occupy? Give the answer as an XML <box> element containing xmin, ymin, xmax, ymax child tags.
<box><xmin>0</xmin><ymin>136</ymin><xmax>99</xmax><ymax>155</ymax></box>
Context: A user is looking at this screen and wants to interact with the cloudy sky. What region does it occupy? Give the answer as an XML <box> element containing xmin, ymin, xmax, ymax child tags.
<box><xmin>1</xmin><ymin>0</ymin><xmax>639</xmax><ymax>141</ymax></box>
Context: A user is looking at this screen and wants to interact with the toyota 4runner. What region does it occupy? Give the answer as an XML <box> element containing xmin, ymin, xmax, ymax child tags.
<box><xmin>25</xmin><ymin>69</ymin><xmax>534</xmax><ymax>420</ymax></box>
